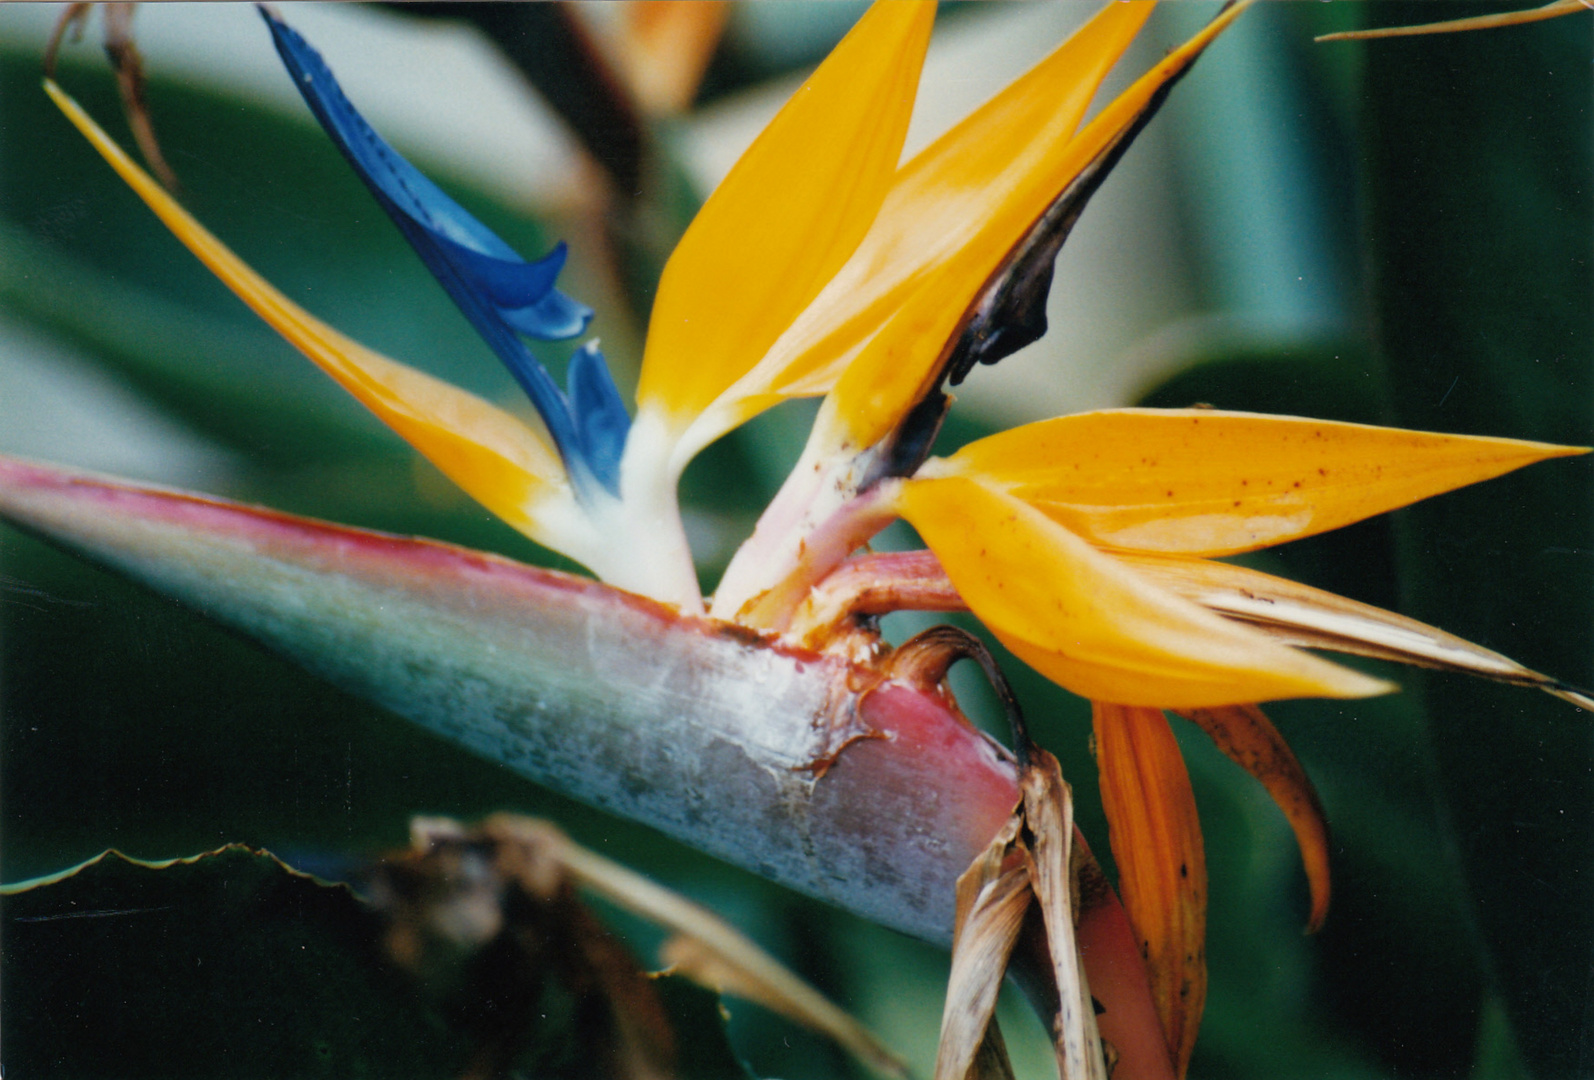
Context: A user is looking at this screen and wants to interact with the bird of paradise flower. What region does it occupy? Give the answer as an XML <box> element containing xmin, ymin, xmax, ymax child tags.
<box><xmin>31</xmin><ymin>2</ymin><xmax>1590</xmax><ymax>1076</ymax></box>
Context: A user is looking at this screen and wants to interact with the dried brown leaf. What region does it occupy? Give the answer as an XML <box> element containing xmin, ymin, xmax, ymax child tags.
<box><xmin>969</xmin><ymin>1017</ymin><xmax>1019</xmax><ymax>1080</ymax></box>
<box><xmin>47</xmin><ymin>4</ymin><xmax>179</xmax><ymax>190</ymax></box>
<box><xmin>1021</xmin><ymin>750</ymin><xmax>1108</xmax><ymax>1080</ymax></box>
<box><xmin>102</xmin><ymin>3</ymin><xmax>178</xmax><ymax>191</ymax></box>
<box><xmin>477</xmin><ymin>814</ymin><xmax>906</xmax><ymax>1078</ymax></box>
<box><xmin>376</xmin><ymin>816</ymin><xmax>676</xmax><ymax>1080</ymax></box>
<box><xmin>659</xmin><ymin>934</ymin><xmax>904</xmax><ymax>1078</ymax></box>
<box><xmin>935</xmin><ymin>815</ymin><xmax>1031</xmax><ymax>1080</ymax></box>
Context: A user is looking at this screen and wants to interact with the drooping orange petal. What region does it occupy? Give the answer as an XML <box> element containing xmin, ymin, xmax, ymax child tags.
<box><xmin>46</xmin><ymin>80</ymin><xmax>575</xmax><ymax>546</ymax></box>
<box><xmin>682</xmin><ymin>0</ymin><xmax>1155</xmax><ymax>455</ymax></box>
<box><xmin>929</xmin><ymin>408</ymin><xmax>1586</xmax><ymax>557</ymax></box>
<box><xmin>896</xmin><ymin>475</ymin><xmax>1392</xmax><ymax>709</ymax></box>
<box><xmin>812</xmin><ymin>2</ymin><xmax>1254</xmax><ymax>455</ymax></box>
<box><xmin>634</xmin><ymin>1</ymin><xmax>934</xmax><ymax>429</ymax></box>
<box><xmin>1173</xmin><ymin>704</ymin><xmax>1331</xmax><ymax>933</ymax></box>
<box><xmin>1093</xmin><ymin>701</ymin><xmax>1206</xmax><ymax>1079</ymax></box>
<box><xmin>1316</xmin><ymin>0</ymin><xmax>1587</xmax><ymax>41</ymax></box>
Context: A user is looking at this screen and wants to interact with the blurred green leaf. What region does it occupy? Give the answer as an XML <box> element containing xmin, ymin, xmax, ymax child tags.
<box><xmin>2</xmin><ymin>844</ymin><xmax>757</xmax><ymax>1079</ymax></box>
<box><xmin>1361</xmin><ymin>5</ymin><xmax>1593</xmax><ymax>1075</ymax></box>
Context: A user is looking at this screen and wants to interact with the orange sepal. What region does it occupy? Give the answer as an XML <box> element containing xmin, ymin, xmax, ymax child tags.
<box><xmin>933</xmin><ymin>408</ymin><xmax>1586</xmax><ymax>557</ymax></box>
<box><xmin>634</xmin><ymin>0</ymin><xmax>934</xmax><ymax>430</ymax></box>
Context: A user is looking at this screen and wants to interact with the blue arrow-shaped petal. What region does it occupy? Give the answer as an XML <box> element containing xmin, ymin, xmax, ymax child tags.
<box><xmin>262</xmin><ymin>6</ymin><xmax>629</xmax><ymax>494</ymax></box>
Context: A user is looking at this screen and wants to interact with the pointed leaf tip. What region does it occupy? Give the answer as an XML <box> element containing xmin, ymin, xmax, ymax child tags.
<box><xmin>1175</xmin><ymin>704</ymin><xmax>1331</xmax><ymax>933</ymax></box>
<box><xmin>1121</xmin><ymin>552</ymin><xmax>1594</xmax><ymax>714</ymax></box>
<box><xmin>1316</xmin><ymin>0</ymin><xmax>1588</xmax><ymax>41</ymax></box>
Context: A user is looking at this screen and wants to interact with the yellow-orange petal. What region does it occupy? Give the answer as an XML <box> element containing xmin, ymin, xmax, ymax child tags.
<box><xmin>46</xmin><ymin>79</ymin><xmax>572</xmax><ymax>543</ymax></box>
<box><xmin>687</xmin><ymin>0</ymin><xmax>1153</xmax><ymax>455</ymax></box>
<box><xmin>634</xmin><ymin>0</ymin><xmax>934</xmax><ymax>430</ymax></box>
<box><xmin>1093</xmin><ymin>701</ymin><xmax>1206</xmax><ymax>1079</ymax></box>
<box><xmin>929</xmin><ymin>408</ymin><xmax>1587</xmax><ymax>557</ymax></box>
<box><xmin>1174</xmin><ymin>704</ymin><xmax>1331</xmax><ymax>933</ymax></box>
<box><xmin>896</xmin><ymin>475</ymin><xmax>1392</xmax><ymax>710</ymax></box>
<box><xmin>813</xmin><ymin>2</ymin><xmax>1253</xmax><ymax>455</ymax></box>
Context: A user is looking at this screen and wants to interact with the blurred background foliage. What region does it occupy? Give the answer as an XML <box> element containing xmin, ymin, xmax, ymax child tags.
<box><xmin>0</xmin><ymin>2</ymin><xmax>1589</xmax><ymax>1077</ymax></box>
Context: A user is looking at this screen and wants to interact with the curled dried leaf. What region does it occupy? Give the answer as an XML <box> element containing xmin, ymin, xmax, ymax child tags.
<box><xmin>1022</xmin><ymin>751</ymin><xmax>1108</xmax><ymax>1080</ymax></box>
<box><xmin>935</xmin><ymin>751</ymin><xmax>1109</xmax><ymax>1080</ymax></box>
<box><xmin>936</xmin><ymin>816</ymin><xmax>1032</xmax><ymax>1080</ymax></box>
<box><xmin>46</xmin><ymin>2</ymin><xmax>178</xmax><ymax>190</ymax></box>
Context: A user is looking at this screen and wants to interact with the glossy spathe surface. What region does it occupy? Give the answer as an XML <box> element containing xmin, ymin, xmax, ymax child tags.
<box><xmin>0</xmin><ymin>455</ymin><xmax>1016</xmax><ymax>944</ymax></box>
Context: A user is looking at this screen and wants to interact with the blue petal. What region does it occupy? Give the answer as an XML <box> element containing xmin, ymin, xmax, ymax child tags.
<box><xmin>261</xmin><ymin>6</ymin><xmax>631</xmax><ymax>497</ymax></box>
<box><xmin>501</xmin><ymin>290</ymin><xmax>595</xmax><ymax>342</ymax></box>
<box><xmin>441</xmin><ymin>238</ymin><xmax>567</xmax><ymax>310</ymax></box>
<box><xmin>566</xmin><ymin>342</ymin><xmax>629</xmax><ymax>492</ymax></box>
<box><xmin>262</xmin><ymin>10</ymin><xmax>590</xmax><ymax>339</ymax></box>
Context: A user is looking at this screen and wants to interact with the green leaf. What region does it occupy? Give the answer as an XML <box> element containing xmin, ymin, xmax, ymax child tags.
<box><xmin>2</xmin><ymin>846</ymin><xmax>470</xmax><ymax>1077</ymax></box>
